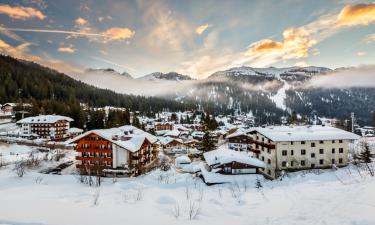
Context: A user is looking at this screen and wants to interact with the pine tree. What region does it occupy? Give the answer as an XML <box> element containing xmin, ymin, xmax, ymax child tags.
<box><xmin>359</xmin><ymin>141</ymin><xmax>375</xmax><ymax>176</ymax></box>
<box><xmin>202</xmin><ymin>131</ymin><xmax>215</xmax><ymax>152</ymax></box>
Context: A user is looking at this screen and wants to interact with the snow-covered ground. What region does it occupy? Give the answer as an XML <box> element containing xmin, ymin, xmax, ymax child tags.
<box><xmin>0</xmin><ymin>143</ymin><xmax>374</xmax><ymax>225</ymax></box>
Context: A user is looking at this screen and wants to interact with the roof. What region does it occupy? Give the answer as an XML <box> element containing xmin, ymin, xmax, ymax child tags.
<box><xmin>66</xmin><ymin>125</ymin><xmax>158</xmax><ymax>153</ymax></box>
<box><xmin>226</xmin><ymin>130</ymin><xmax>247</xmax><ymax>139</ymax></box>
<box><xmin>203</xmin><ymin>148</ymin><xmax>265</xmax><ymax>168</ymax></box>
<box><xmin>67</xmin><ymin>127</ymin><xmax>84</xmax><ymax>133</ymax></box>
<box><xmin>159</xmin><ymin>137</ymin><xmax>183</xmax><ymax>145</ymax></box>
<box><xmin>163</xmin><ymin>129</ymin><xmax>181</xmax><ymax>137</ymax></box>
<box><xmin>255</xmin><ymin>125</ymin><xmax>360</xmax><ymax>142</ymax></box>
<box><xmin>17</xmin><ymin>115</ymin><xmax>74</xmax><ymax>124</ymax></box>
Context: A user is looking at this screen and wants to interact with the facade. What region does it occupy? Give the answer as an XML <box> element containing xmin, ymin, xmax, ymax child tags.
<box><xmin>68</xmin><ymin>125</ymin><xmax>159</xmax><ymax>176</ymax></box>
<box><xmin>160</xmin><ymin>137</ymin><xmax>186</xmax><ymax>153</ymax></box>
<box><xmin>154</xmin><ymin>122</ymin><xmax>174</xmax><ymax>131</ymax></box>
<box><xmin>203</xmin><ymin>148</ymin><xmax>265</xmax><ymax>175</ymax></box>
<box><xmin>1</xmin><ymin>103</ymin><xmax>16</xmax><ymax>114</ymax></box>
<box><xmin>17</xmin><ymin>115</ymin><xmax>73</xmax><ymax>141</ymax></box>
<box><xmin>251</xmin><ymin>125</ymin><xmax>360</xmax><ymax>179</ymax></box>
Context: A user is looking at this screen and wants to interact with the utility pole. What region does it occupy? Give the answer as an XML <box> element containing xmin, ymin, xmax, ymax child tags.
<box><xmin>351</xmin><ymin>112</ymin><xmax>355</xmax><ymax>132</ymax></box>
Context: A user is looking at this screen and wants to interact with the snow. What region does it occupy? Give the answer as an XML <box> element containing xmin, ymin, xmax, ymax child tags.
<box><xmin>0</xmin><ymin>143</ymin><xmax>374</xmax><ymax>225</ymax></box>
<box><xmin>256</xmin><ymin>125</ymin><xmax>360</xmax><ymax>142</ymax></box>
<box><xmin>175</xmin><ymin>155</ymin><xmax>191</xmax><ymax>165</ymax></box>
<box><xmin>270</xmin><ymin>79</ymin><xmax>290</xmax><ymax>111</ymax></box>
<box><xmin>203</xmin><ymin>147</ymin><xmax>265</xmax><ymax>168</ymax></box>
<box><xmin>17</xmin><ymin>115</ymin><xmax>74</xmax><ymax>124</ymax></box>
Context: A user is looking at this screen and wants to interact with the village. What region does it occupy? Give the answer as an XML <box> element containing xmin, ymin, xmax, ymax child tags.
<box><xmin>0</xmin><ymin>102</ymin><xmax>373</xmax><ymax>183</ymax></box>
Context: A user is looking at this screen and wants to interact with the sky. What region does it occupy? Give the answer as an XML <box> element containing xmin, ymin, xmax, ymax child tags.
<box><xmin>0</xmin><ymin>0</ymin><xmax>375</xmax><ymax>79</ymax></box>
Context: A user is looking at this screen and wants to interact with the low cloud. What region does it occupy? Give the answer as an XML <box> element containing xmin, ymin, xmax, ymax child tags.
<box><xmin>195</xmin><ymin>24</ymin><xmax>209</xmax><ymax>35</ymax></box>
<box><xmin>101</xmin><ymin>27</ymin><xmax>135</xmax><ymax>42</ymax></box>
<box><xmin>306</xmin><ymin>65</ymin><xmax>375</xmax><ymax>88</ymax></box>
<box><xmin>75</xmin><ymin>17</ymin><xmax>88</xmax><ymax>26</ymax></box>
<box><xmin>0</xmin><ymin>4</ymin><xmax>46</xmax><ymax>20</ymax></box>
<box><xmin>57</xmin><ymin>47</ymin><xmax>76</xmax><ymax>53</ymax></box>
<box><xmin>337</xmin><ymin>3</ymin><xmax>375</xmax><ymax>26</ymax></box>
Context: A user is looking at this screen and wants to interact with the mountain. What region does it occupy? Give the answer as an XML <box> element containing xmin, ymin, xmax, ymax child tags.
<box><xmin>138</xmin><ymin>72</ymin><xmax>193</xmax><ymax>81</ymax></box>
<box><xmin>86</xmin><ymin>68</ymin><xmax>133</xmax><ymax>79</ymax></box>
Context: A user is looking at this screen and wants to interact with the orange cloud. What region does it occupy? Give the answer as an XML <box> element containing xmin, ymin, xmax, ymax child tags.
<box><xmin>75</xmin><ymin>17</ymin><xmax>87</xmax><ymax>26</ymax></box>
<box><xmin>195</xmin><ymin>24</ymin><xmax>209</xmax><ymax>35</ymax></box>
<box><xmin>101</xmin><ymin>27</ymin><xmax>135</xmax><ymax>42</ymax></box>
<box><xmin>57</xmin><ymin>47</ymin><xmax>76</xmax><ymax>53</ymax></box>
<box><xmin>0</xmin><ymin>4</ymin><xmax>46</xmax><ymax>20</ymax></box>
<box><xmin>246</xmin><ymin>27</ymin><xmax>316</xmax><ymax>60</ymax></box>
<box><xmin>337</xmin><ymin>3</ymin><xmax>375</xmax><ymax>26</ymax></box>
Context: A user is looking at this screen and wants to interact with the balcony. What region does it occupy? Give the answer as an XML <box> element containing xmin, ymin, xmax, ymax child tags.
<box><xmin>76</xmin><ymin>156</ymin><xmax>112</xmax><ymax>162</ymax></box>
<box><xmin>75</xmin><ymin>148</ymin><xmax>112</xmax><ymax>154</ymax></box>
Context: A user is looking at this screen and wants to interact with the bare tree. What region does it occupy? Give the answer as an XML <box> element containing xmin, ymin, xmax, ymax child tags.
<box><xmin>14</xmin><ymin>160</ymin><xmax>26</xmax><ymax>177</ymax></box>
<box><xmin>171</xmin><ymin>202</ymin><xmax>180</xmax><ymax>219</ymax></box>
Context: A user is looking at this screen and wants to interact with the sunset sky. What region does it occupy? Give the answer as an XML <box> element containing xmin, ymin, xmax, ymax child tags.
<box><xmin>0</xmin><ymin>0</ymin><xmax>375</xmax><ymax>78</ymax></box>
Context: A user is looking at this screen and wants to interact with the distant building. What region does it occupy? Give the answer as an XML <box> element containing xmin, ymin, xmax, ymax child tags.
<box><xmin>67</xmin><ymin>127</ymin><xmax>84</xmax><ymax>138</ymax></box>
<box><xmin>251</xmin><ymin>125</ymin><xmax>360</xmax><ymax>178</ymax></box>
<box><xmin>225</xmin><ymin>129</ymin><xmax>253</xmax><ymax>152</ymax></box>
<box><xmin>68</xmin><ymin>125</ymin><xmax>159</xmax><ymax>176</ymax></box>
<box><xmin>17</xmin><ymin>115</ymin><xmax>73</xmax><ymax>141</ymax></box>
<box><xmin>1</xmin><ymin>103</ymin><xmax>16</xmax><ymax>114</ymax></box>
<box><xmin>154</xmin><ymin>122</ymin><xmax>174</xmax><ymax>131</ymax></box>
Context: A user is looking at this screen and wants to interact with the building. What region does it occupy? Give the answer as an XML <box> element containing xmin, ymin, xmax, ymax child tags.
<box><xmin>67</xmin><ymin>127</ymin><xmax>84</xmax><ymax>138</ymax></box>
<box><xmin>68</xmin><ymin>125</ymin><xmax>159</xmax><ymax>176</ymax></box>
<box><xmin>203</xmin><ymin>148</ymin><xmax>265</xmax><ymax>175</ymax></box>
<box><xmin>154</xmin><ymin>122</ymin><xmax>174</xmax><ymax>131</ymax></box>
<box><xmin>1</xmin><ymin>103</ymin><xmax>16</xmax><ymax>114</ymax></box>
<box><xmin>226</xmin><ymin>129</ymin><xmax>253</xmax><ymax>152</ymax></box>
<box><xmin>251</xmin><ymin>125</ymin><xmax>360</xmax><ymax>179</ymax></box>
<box><xmin>17</xmin><ymin>115</ymin><xmax>73</xmax><ymax>141</ymax></box>
<box><xmin>159</xmin><ymin>137</ymin><xmax>186</xmax><ymax>154</ymax></box>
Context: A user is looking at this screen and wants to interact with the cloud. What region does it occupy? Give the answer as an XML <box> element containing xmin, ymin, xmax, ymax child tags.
<box><xmin>366</xmin><ymin>33</ymin><xmax>375</xmax><ymax>42</ymax></box>
<box><xmin>357</xmin><ymin>51</ymin><xmax>366</xmax><ymax>56</ymax></box>
<box><xmin>75</xmin><ymin>17</ymin><xmax>88</xmax><ymax>26</ymax></box>
<box><xmin>246</xmin><ymin>27</ymin><xmax>317</xmax><ymax>60</ymax></box>
<box><xmin>0</xmin><ymin>26</ymin><xmax>135</xmax><ymax>43</ymax></box>
<box><xmin>195</xmin><ymin>24</ymin><xmax>210</xmax><ymax>35</ymax></box>
<box><xmin>337</xmin><ymin>3</ymin><xmax>375</xmax><ymax>26</ymax></box>
<box><xmin>0</xmin><ymin>4</ymin><xmax>46</xmax><ymax>20</ymax></box>
<box><xmin>101</xmin><ymin>27</ymin><xmax>135</xmax><ymax>42</ymax></box>
<box><xmin>57</xmin><ymin>47</ymin><xmax>76</xmax><ymax>53</ymax></box>
<box><xmin>307</xmin><ymin>65</ymin><xmax>375</xmax><ymax>88</ymax></box>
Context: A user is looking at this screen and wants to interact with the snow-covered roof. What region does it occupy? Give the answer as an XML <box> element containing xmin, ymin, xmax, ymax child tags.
<box><xmin>203</xmin><ymin>148</ymin><xmax>265</xmax><ymax>168</ymax></box>
<box><xmin>67</xmin><ymin>125</ymin><xmax>158</xmax><ymax>152</ymax></box>
<box><xmin>17</xmin><ymin>115</ymin><xmax>74</xmax><ymax>124</ymax></box>
<box><xmin>226</xmin><ymin>130</ymin><xmax>247</xmax><ymax>139</ymax></box>
<box><xmin>67</xmin><ymin>127</ymin><xmax>84</xmax><ymax>133</ymax></box>
<box><xmin>175</xmin><ymin>155</ymin><xmax>191</xmax><ymax>164</ymax></box>
<box><xmin>255</xmin><ymin>125</ymin><xmax>360</xmax><ymax>142</ymax></box>
<box><xmin>159</xmin><ymin>137</ymin><xmax>183</xmax><ymax>145</ymax></box>
<box><xmin>163</xmin><ymin>129</ymin><xmax>181</xmax><ymax>137</ymax></box>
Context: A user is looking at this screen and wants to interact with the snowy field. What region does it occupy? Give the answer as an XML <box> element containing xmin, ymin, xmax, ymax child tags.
<box><xmin>0</xmin><ymin>143</ymin><xmax>374</xmax><ymax>225</ymax></box>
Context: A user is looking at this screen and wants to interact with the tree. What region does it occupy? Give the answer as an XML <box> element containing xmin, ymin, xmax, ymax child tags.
<box><xmin>201</xmin><ymin>131</ymin><xmax>215</xmax><ymax>152</ymax></box>
<box><xmin>359</xmin><ymin>141</ymin><xmax>375</xmax><ymax>176</ymax></box>
<box><xmin>171</xmin><ymin>113</ymin><xmax>178</xmax><ymax>122</ymax></box>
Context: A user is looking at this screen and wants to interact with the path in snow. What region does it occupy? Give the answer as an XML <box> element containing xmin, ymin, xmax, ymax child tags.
<box><xmin>271</xmin><ymin>78</ymin><xmax>290</xmax><ymax>111</ymax></box>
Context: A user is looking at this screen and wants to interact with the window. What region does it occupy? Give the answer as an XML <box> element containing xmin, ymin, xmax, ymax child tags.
<box><xmin>290</xmin><ymin>161</ymin><xmax>294</xmax><ymax>167</ymax></box>
<box><xmin>268</xmin><ymin>170</ymin><xmax>271</xmax><ymax>175</ymax></box>
<box><xmin>332</xmin><ymin>148</ymin><xmax>335</xmax><ymax>154</ymax></box>
<box><xmin>282</xmin><ymin>161</ymin><xmax>287</xmax><ymax>167</ymax></box>
<box><xmin>332</xmin><ymin>140</ymin><xmax>335</xmax><ymax>143</ymax></box>
<box><xmin>291</xmin><ymin>150</ymin><xmax>294</xmax><ymax>156</ymax></box>
<box><xmin>267</xmin><ymin>149</ymin><xmax>270</xmax><ymax>154</ymax></box>
<box><xmin>311</xmin><ymin>153</ymin><xmax>315</xmax><ymax>158</ymax></box>
<box><xmin>301</xmin><ymin>149</ymin><xmax>306</xmax><ymax>155</ymax></box>
<box><xmin>301</xmin><ymin>160</ymin><xmax>305</xmax><ymax>166</ymax></box>
<box><xmin>339</xmin><ymin>158</ymin><xmax>343</xmax><ymax>164</ymax></box>
<box><xmin>319</xmin><ymin>140</ymin><xmax>324</xmax><ymax>144</ymax></box>
<box><xmin>339</xmin><ymin>140</ymin><xmax>343</xmax><ymax>143</ymax></box>
<box><xmin>319</xmin><ymin>159</ymin><xmax>324</xmax><ymax>165</ymax></box>
<box><xmin>282</xmin><ymin>150</ymin><xmax>287</xmax><ymax>156</ymax></box>
<box><xmin>311</xmin><ymin>142</ymin><xmax>316</xmax><ymax>147</ymax></box>
<box><xmin>319</xmin><ymin>149</ymin><xmax>324</xmax><ymax>154</ymax></box>
<box><xmin>267</xmin><ymin>159</ymin><xmax>271</xmax><ymax>164</ymax></box>
<box><xmin>262</xmin><ymin>156</ymin><xmax>264</xmax><ymax>161</ymax></box>
<box><xmin>311</xmin><ymin>164</ymin><xmax>315</xmax><ymax>168</ymax></box>
<box><xmin>291</xmin><ymin>141</ymin><xmax>294</xmax><ymax>145</ymax></box>
<box><xmin>301</xmin><ymin>141</ymin><xmax>306</xmax><ymax>145</ymax></box>
<box><xmin>332</xmin><ymin>159</ymin><xmax>335</xmax><ymax>164</ymax></box>
<box><xmin>339</xmin><ymin>148</ymin><xmax>344</xmax><ymax>153</ymax></box>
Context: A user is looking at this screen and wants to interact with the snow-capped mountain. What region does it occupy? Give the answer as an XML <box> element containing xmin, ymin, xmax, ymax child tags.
<box><xmin>208</xmin><ymin>66</ymin><xmax>331</xmax><ymax>81</ymax></box>
<box><xmin>138</xmin><ymin>72</ymin><xmax>193</xmax><ymax>81</ymax></box>
<box><xmin>85</xmin><ymin>68</ymin><xmax>133</xmax><ymax>79</ymax></box>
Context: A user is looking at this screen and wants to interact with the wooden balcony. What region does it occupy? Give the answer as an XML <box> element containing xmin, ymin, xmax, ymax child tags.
<box><xmin>76</xmin><ymin>164</ymin><xmax>112</xmax><ymax>170</ymax></box>
<box><xmin>75</xmin><ymin>148</ymin><xmax>112</xmax><ymax>153</ymax></box>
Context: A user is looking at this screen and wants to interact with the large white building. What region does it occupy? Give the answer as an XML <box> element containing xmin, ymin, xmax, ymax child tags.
<box><xmin>17</xmin><ymin>115</ymin><xmax>73</xmax><ymax>141</ymax></box>
<box><xmin>251</xmin><ymin>125</ymin><xmax>360</xmax><ymax>179</ymax></box>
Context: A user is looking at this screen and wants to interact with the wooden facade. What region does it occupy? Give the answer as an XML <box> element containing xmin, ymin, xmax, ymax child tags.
<box><xmin>213</xmin><ymin>161</ymin><xmax>262</xmax><ymax>175</ymax></box>
<box><xmin>154</xmin><ymin>122</ymin><xmax>174</xmax><ymax>131</ymax></box>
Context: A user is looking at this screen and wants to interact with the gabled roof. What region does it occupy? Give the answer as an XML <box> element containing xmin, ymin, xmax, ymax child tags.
<box><xmin>204</xmin><ymin>148</ymin><xmax>265</xmax><ymax>168</ymax></box>
<box><xmin>66</xmin><ymin>125</ymin><xmax>157</xmax><ymax>153</ymax></box>
<box><xmin>17</xmin><ymin>115</ymin><xmax>74</xmax><ymax>124</ymax></box>
<box><xmin>255</xmin><ymin>125</ymin><xmax>360</xmax><ymax>142</ymax></box>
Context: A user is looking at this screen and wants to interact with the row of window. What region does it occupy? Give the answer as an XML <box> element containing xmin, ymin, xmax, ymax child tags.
<box><xmin>81</xmin><ymin>152</ymin><xmax>112</xmax><ymax>158</ymax></box>
<box><xmin>80</xmin><ymin>144</ymin><xmax>112</xmax><ymax>149</ymax></box>
<box><xmin>281</xmin><ymin>158</ymin><xmax>344</xmax><ymax>167</ymax></box>
<box><xmin>82</xmin><ymin>161</ymin><xmax>112</xmax><ymax>166</ymax></box>
<box><xmin>297</xmin><ymin>140</ymin><xmax>343</xmax><ymax>146</ymax></box>
<box><xmin>281</xmin><ymin>148</ymin><xmax>344</xmax><ymax>156</ymax></box>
